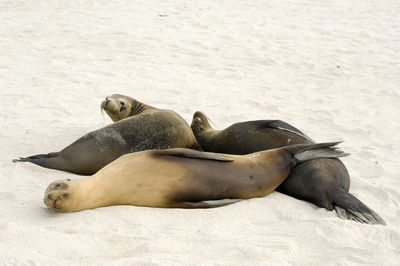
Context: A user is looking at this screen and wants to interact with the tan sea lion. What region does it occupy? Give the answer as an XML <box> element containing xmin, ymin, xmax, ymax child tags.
<box><xmin>13</xmin><ymin>95</ymin><xmax>200</xmax><ymax>175</ymax></box>
<box><xmin>190</xmin><ymin>111</ymin><xmax>385</xmax><ymax>225</ymax></box>
<box><xmin>44</xmin><ymin>142</ymin><xmax>347</xmax><ymax>212</ymax></box>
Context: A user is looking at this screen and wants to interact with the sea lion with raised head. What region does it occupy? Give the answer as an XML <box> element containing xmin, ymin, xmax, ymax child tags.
<box><xmin>44</xmin><ymin>142</ymin><xmax>347</xmax><ymax>212</ymax></box>
<box><xmin>190</xmin><ymin>111</ymin><xmax>385</xmax><ymax>225</ymax></box>
<box><xmin>13</xmin><ymin>95</ymin><xmax>201</xmax><ymax>175</ymax></box>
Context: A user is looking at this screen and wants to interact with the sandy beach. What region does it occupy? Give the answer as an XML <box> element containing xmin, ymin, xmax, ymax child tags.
<box><xmin>1</xmin><ymin>0</ymin><xmax>399</xmax><ymax>264</ymax></box>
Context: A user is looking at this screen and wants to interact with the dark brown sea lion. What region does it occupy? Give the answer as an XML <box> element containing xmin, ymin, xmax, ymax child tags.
<box><xmin>12</xmin><ymin>95</ymin><xmax>200</xmax><ymax>175</ymax></box>
<box><xmin>190</xmin><ymin>111</ymin><xmax>385</xmax><ymax>225</ymax></box>
<box><xmin>44</xmin><ymin>142</ymin><xmax>347</xmax><ymax>212</ymax></box>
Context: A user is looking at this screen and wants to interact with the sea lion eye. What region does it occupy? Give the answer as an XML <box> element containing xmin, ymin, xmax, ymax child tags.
<box><xmin>196</xmin><ymin>118</ymin><xmax>202</xmax><ymax>124</ymax></box>
<box><xmin>120</xmin><ymin>101</ymin><xmax>125</xmax><ymax>105</ymax></box>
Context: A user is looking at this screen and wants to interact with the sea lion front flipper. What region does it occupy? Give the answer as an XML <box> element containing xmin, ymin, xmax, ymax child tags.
<box><xmin>173</xmin><ymin>199</ymin><xmax>241</xmax><ymax>208</ymax></box>
<box><xmin>249</xmin><ymin>120</ymin><xmax>314</xmax><ymax>142</ymax></box>
<box><xmin>154</xmin><ymin>148</ymin><xmax>234</xmax><ymax>162</ymax></box>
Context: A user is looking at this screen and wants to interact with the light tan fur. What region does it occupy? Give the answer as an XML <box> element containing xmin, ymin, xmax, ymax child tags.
<box><xmin>44</xmin><ymin>148</ymin><xmax>293</xmax><ymax>212</ymax></box>
<box><xmin>44</xmin><ymin>143</ymin><xmax>346</xmax><ymax>212</ymax></box>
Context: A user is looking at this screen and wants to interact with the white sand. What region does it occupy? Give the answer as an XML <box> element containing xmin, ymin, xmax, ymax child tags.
<box><xmin>1</xmin><ymin>0</ymin><xmax>399</xmax><ymax>264</ymax></box>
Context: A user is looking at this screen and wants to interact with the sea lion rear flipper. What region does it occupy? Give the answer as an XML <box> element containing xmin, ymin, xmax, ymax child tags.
<box><xmin>12</xmin><ymin>152</ymin><xmax>78</xmax><ymax>174</ymax></box>
<box><xmin>249</xmin><ymin>120</ymin><xmax>314</xmax><ymax>142</ymax></box>
<box><xmin>155</xmin><ymin>148</ymin><xmax>234</xmax><ymax>162</ymax></box>
<box><xmin>173</xmin><ymin>199</ymin><xmax>241</xmax><ymax>208</ymax></box>
<box><xmin>13</xmin><ymin>152</ymin><xmax>59</xmax><ymax>163</ymax></box>
<box><xmin>333</xmin><ymin>191</ymin><xmax>386</xmax><ymax>225</ymax></box>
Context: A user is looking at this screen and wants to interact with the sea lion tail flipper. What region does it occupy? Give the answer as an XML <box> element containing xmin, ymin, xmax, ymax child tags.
<box><xmin>333</xmin><ymin>191</ymin><xmax>386</xmax><ymax>225</ymax></box>
<box><xmin>291</xmin><ymin>142</ymin><xmax>350</xmax><ymax>163</ymax></box>
<box><xmin>174</xmin><ymin>199</ymin><xmax>241</xmax><ymax>208</ymax></box>
<box><xmin>155</xmin><ymin>148</ymin><xmax>233</xmax><ymax>162</ymax></box>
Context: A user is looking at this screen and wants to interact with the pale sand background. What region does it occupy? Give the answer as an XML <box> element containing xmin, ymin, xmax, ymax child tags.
<box><xmin>1</xmin><ymin>0</ymin><xmax>399</xmax><ymax>265</ymax></box>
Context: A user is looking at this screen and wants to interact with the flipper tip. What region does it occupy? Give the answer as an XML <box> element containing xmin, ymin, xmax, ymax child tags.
<box><xmin>12</xmin><ymin>158</ymin><xmax>22</xmax><ymax>163</ymax></box>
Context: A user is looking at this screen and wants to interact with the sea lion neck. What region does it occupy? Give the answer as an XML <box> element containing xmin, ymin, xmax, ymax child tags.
<box><xmin>193</xmin><ymin>129</ymin><xmax>221</xmax><ymax>152</ymax></box>
<box><xmin>191</xmin><ymin>111</ymin><xmax>221</xmax><ymax>151</ymax></box>
<box><xmin>129</xmin><ymin>100</ymin><xmax>156</xmax><ymax>116</ymax></box>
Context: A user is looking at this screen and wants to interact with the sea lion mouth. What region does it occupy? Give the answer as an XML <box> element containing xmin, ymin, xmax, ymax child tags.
<box><xmin>100</xmin><ymin>100</ymin><xmax>117</xmax><ymax>116</ymax></box>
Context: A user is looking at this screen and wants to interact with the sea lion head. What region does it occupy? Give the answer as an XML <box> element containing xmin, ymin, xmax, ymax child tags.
<box><xmin>101</xmin><ymin>94</ymin><xmax>134</xmax><ymax>122</ymax></box>
<box><xmin>191</xmin><ymin>111</ymin><xmax>213</xmax><ymax>134</ymax></box>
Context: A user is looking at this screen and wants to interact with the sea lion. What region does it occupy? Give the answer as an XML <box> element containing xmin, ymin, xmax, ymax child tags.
<box><xmin>44</xmin><ymin>142</ymin><xmax>347</xmax><ymax>212</ymax></box>
<box><xmin>13</xmin><ymin>95</ymin><xmax>200</xmax><ymax>175</ymax></box>
<box><xmin>190</xmin><ymin>111</ymin><xmax>385</xmax><ymax>225</ymax></box>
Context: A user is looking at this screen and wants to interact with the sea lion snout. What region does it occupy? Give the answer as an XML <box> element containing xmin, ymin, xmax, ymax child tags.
<box><xmin>191</xmin><ymin>111</ymin><xmax>213</xmax><ymax>133</ymax></box>
<box><xmin>191</xmin><ymin>117</ymin><xmax>204</xmax><ymax>132</ymax></box>
<box><xmin>101</xmin><ymin>98</ymin><xmax>110</xmax><ymax>109</ymax></box>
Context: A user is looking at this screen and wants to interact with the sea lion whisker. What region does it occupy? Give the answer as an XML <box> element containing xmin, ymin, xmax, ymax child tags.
<box><xmin>100</xmin><ymin>105</ymin><xmax>105</xmax><ymax>119</ymax></box>
<box><xmin>203</xmin><ymin>112</ymin><xmax>216</xmax><ymax>127</ymax></box>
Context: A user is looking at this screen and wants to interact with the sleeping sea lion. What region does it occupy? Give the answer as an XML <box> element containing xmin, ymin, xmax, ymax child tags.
<box><xmin>44</xmin><ymin>142</ymin><xmax>347</xmax><ymax>212</ymax></box>
<box><xmin>12</xmin><ymin>95</ymin><xmax>200</xmax><ymax>175</ymax></box>
<box><xmin>190</xmin><ymin>111</ymin><xmax>385</xmax><ymax>225</ymax></box>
